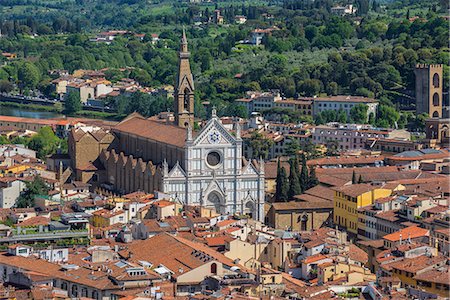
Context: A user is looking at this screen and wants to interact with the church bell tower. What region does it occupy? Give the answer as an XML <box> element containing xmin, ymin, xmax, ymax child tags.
<box><xmin>174</xmin><ymin>28</ymin><xmax>195</xmax><ymax>128</ymax></box>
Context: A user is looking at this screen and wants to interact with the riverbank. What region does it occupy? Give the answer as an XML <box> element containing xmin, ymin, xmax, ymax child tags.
<box><xmin>0</xmin><ymin>101</ymin><xmax>124</xmax><ymax>121</ymax></box>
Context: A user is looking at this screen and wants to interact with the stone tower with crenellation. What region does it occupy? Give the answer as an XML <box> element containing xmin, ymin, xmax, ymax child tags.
<box><xmin>174</xmin><ymin>28</ymin><xmax>195</xmax><ymax>128</ymax></box>
<box><xmin>415</xmin><ymin>64</ymin><xmax>443</xmax><ymax>118</ymax></box>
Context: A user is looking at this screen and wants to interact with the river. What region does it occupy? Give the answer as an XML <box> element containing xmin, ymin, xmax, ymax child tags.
<box><xmin>0</xmin><ymin>106</ymin><xmax>62</xmax><ymax>119</ymax></box>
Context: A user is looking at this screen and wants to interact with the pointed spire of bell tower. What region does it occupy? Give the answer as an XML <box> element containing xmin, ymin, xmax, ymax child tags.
<box><xmin>174</xmin><ymin>28</ymin><xmax>195</xmax><ymax>129</ymax></box>
<box><xmin>181</xmin><ymin>26</ymin><xmax>188</xmax><ymax>53</ymax></box>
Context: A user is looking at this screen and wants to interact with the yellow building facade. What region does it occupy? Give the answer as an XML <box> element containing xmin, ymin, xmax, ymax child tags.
<box><xmin>333</xmin><ymin>185</ymin><xmax>392</xmax><ymax>235</ymax></box>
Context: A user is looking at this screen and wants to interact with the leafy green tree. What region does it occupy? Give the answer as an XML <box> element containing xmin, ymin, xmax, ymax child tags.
<box><xmin>326</xmin><ymin>82</ymin><xmax>339</xmax><ymax>96</ymax></box>
<box><xmin>337</xmin><ymin>109</ymin><xmax>348</xmax><ymax>123</ymax></box>
<box><xmin>18</xmin><ymin>62</ymin><xmax>40</xmax><ymax>91</ymax></box>
<box><xmin>267</xmin><ymin>54</ymin><xmax>288</xmax><ymax>74</ymax></box>
<box><xmin>248</xmin><ymin>132</ymin><xmax>274</xmax><ymax>160</ymax></box>
<box><xmin>326</xmin><ymin>140</ymin><xmax>339</xmax><ymax>156</ymax></box>
<box><xmin>0</xmin><ymin>80</ymin><xmax>14</xmax><ymax>93</ymax></box>
<box><xmin>64</xmin><ymin>91</ymin><xmax>82</xmax><ymax>115</ymax></box>
<box><xmin>357</xmin><ymin>0</ymin><xmax>370</xmax><ymax>15</ymax></box>
<box><xmin>286</xmin><ymin>139</ymin><xmax>301</xmax><ymax>157</ymax></box>
<box><xmin>288</xmin><ymin>157</ymin><xmax>301</xmax><ymax>199</ymax></box>
<box><xmin>352</xmin><ymin>170</ymin><xmax>357</xmax><ymax>184</ymax></box>
<box><xmin>376</xmin><ymin>105</ymin><xmax>400</xmax><ymax>128</ymax></box>
<box><xmin>28</xmin><ymin>127</ymin><xmax>60</xmax><ymax>159</ymax></box>
<box><xmin>315</xmin><ymin>113</ymin><xmax>325</xmax><ymax>125</ymax></box>
<box><xmin>350</xmin><ymin>104</ymin><xmax>369</xmax><ymax>124</ymax></box>
<box><xmin>0</xmin><ymin>136</ymin><xmax>9</xmax><ymax>144</ymax></box>
<box><xmin>300</xmin><ymin>79</ymin><xmax>322</xmax><ymax>96</ymax></box>
<box><xmin>16</xmin><ymin>175</ymin><xmax>49</xmax><ymax>208</ymax></box>
<box><xmin>10</xmin><ymin>136</ymin><xmax>29</xmax><ymax>145</ymax></box>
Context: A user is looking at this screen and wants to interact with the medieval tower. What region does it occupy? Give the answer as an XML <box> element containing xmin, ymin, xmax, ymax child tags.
<box><xmin>415</xmin><ymin>64</ymin><xmax>443</xmax><ymax>118</ymax></box>
<box><xmin>174</xmin><ymin>28</ymin><xmax>195</xmax><ymax>128</ymax></box>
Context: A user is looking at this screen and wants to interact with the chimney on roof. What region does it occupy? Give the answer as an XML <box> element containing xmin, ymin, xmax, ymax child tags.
<box><xmin>399</xmin><ymin>234</ymin><xmax>402</xmax><ymax>245</ymax></box>
<box><xmin>408</xmin><ymin>233</ymin><xmax>411</xmax><ymax>244</ymax></box>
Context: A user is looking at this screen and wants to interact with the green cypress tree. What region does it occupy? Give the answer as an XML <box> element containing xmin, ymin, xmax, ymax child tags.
<box><xmin>358</xmin><ymin>174</ymin><xmax>363</xmax><ymax>184</ymax></box>
<box><xmin>280</xmin><ymin>167</ymin><xmax>289</xmax><ymax>201</ymax></box>
<box><xmin>288</xmin><ymin>157</ymin><xmax>301</xmax><ymax>199</ymax></box>
<box><xmin>352</xmin><ymin>170</ymin><xmax>357</xmax><ymax>184</ymax></box>
<box><xmin>275</xmin><ymin>159</ymin><xmax>283</xmax><ymax>201</ymax></box>
<box><xmin>307</xmin><ymin>166</ymin><xmax>319</xmax><ymax>189</ymax></box>
<box><xmin>299</xmin><ymin>154</ymin><xmax>308</xmax><ymax>192</ymax></box>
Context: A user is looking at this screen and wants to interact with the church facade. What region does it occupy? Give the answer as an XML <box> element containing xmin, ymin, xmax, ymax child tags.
<box><xmin>68</xmin><ymin>30</ymin><xmax>265</xmax><ymax>220</ymax></box>
<box><xmin>163</xmin><ymin>110</ymin><xmax>264</xmax><ymax>220</ymax></box>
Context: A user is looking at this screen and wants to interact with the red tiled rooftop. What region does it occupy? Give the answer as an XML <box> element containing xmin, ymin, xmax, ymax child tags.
<box><xmin>301</xmin><ymin>254</ymin><xmax>329</xmax><ymax>264</ymax></box>
<box><xmin>383</xmin><ymin>226</ymin><xmax>429</xmax><ymax>242</ymax></box>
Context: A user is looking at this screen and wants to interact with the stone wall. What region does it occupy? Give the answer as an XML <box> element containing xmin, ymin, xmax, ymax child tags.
<box><xmin>99</xmin><ymin>149</ymin><xmax>163</xmax><ymax>194</ymax></box>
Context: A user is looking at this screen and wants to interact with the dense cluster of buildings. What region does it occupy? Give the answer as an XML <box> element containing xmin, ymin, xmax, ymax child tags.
<box><xmin>51</xmin><ymin>68</ymin><xmax>171</xmax><ymax>106</ymax></box>
<box><xmin>0</xmin><ymin>33</ymin><xmax>446</xmax><ymax>300</ymax></box>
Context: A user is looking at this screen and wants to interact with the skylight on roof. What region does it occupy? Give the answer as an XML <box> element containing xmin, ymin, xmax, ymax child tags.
<box><xmin>115</xmin><ymin>261</ymin><xmax>128</xmax><ymax>268</ymax></box>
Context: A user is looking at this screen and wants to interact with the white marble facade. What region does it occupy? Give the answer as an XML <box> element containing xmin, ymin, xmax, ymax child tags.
<box><xmin>163</xmin><ymin>110</ymin><xmax>265</xmax><ymax>221</ymax></box>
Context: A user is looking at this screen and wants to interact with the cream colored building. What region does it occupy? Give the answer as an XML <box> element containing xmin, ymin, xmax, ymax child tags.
<box><xmin>318</xmin><ymin>262</ymin><xmax>375</xmax><ymax>285</ymax></box>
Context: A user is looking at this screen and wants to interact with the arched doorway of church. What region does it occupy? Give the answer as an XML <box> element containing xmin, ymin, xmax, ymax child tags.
<box><xmin>298</xmin><ymin>214</ymin><xmax>308</xmax><ymax>231</ymax></box>
<box><xmin>441</xmin><ymin>125</ymin><xmax>449</xmax><ymax>139</ymax></box>
<box><xmin>207</xmin><ymin>191</ymin><xmax>223</xmax><ymax>215</ymax></box>
<box><xmin>244</xmin><ymin>201</ymin><xmax>255</xmax><ymax>219</ymax></box>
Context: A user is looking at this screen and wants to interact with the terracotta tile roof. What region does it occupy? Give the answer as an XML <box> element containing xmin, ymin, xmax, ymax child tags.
<box><xmin>143</xmin><ymin>219</ymin><xmax>175</xmax><ymax>233</ymax></box>
<box><xmin>122</xmin><ymin>191</ymin><xmax>153</xmax><ymax>200</ymax></box>
<box><xmin>424</xmin><ymin>205</ymin><xmax>448</xmax><ymax>214</ymax></box>
<box><xmin>271</xmin><ymin>200</ymin><xmax>333</xmax><ymax>211</ymax></box>
<box><xmin>264</xmin><ymin>161</ymin><xmax>289</xmax><ymax>179</ymax></box>
<box><xmin>165</xmin><ymin>216</ymin><xmax>190</xmax><ymax>230</ymax></box>
<box><xmin>413</xmin><ymin>266</ymin><xmax>450</xmax><ymax>284</ymax></box>
<box><xmin>435</xmin><ymin>228</ymin><xmax>450</xmax><ymax>236</ymax></box>
<box><xmin>293</xmin><ymin>185</ymin><xmax>336</xmax><ymax>203</ymax></box>
<box><xmin>153</xmin><ymin>200</ymin><xmax>174</xmax><ymax>208</ymax></box>
<box><xmin>118</xmin><ymin>233</ymin><xmax>243</xmax><ymax>277</ymax></box>
<box><xmin>348</xmin><ymin>244</ymin><xmax>368</xmax><ymax>263</ymax></box>
<box><xmin>307</xmin><ymin>155</ymin><xmax>384</xmax><ymax>166</ymax></box>
<box><xmin>0</xmin><ymin>115</ymin><xmax>55</xmax><ymax>126</ymax></box>
<box><xmin>17</xmin><ymin>216</ymin><xmax>50</xmax><ymax>227</ymax></box>
<box><xmin>383</xmin><ymin>226</ymin><xmax>429</xmax><ymax>242</ymax></box>
<box><xmin>317</xmin><ymin>261</ymin><xmax>335</xmax><ymax>269</ymax></box>
<box><xmin>375</xmin><ymin>210</ymin><xmax>401</xmax><ymax>222</ymax></box>
<box><xmin>204</xmin><ymin>235</ymin><xmax>235</xmax><ymax>247</ymax></box>
<box><xmin>357</xmin><ymin>239</ymin><xmax>384</xmax><ymax>248</ymax></box>
<box><xmin>388</xmin><ymin>149</ymin><xmax>450</xmax><ymax>162</ymax></box>
<box><xmin>334</xmin><ymin>184</ymin><xmax>377</xmax><ymax>198</ymax></box>
<box><xmin>305</xmin><ymin>95</ymin><xmax>378</xmax><ymax>103</ymax></box>
<box><xmin>92</xmin><ymin>209</ymin><xmax>125</xmax><ymax>219</ymax></box>
<box><xmin>303</xmin><ymin>239</ymin><xmax>326</xmax><ymax>248</ymax></box>
<box><xmin>301</xmin><ymin>254</ymin><xmax>329</xmax><ymax>264</ymax></box>
<box><xmin>389</xmin><ymin>255</ymin><xmax>446</xmax><ymax>273</ymax></box>
<box><xmin>316</xmin><ymin>174</ymin><xmax>349</xmax><ymax>187</ymax></box>
<box><xmin>113</xmin><ymin>114</ymin><xmax>190</xmax><ymax>148</ymax></box>
<box><xmin>216</xmin><ymin>219</ymin><xmax>239</xmax><ymax>228</ymax></box>
<box><xmin>0</xmin><ymin>253</ymin><xmax>114</xmax><ymax>290</ymax></box>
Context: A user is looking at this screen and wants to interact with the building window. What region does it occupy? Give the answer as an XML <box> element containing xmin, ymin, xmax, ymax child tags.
<box><xmin>71</xmin><ymin>285</ymin><xmax>78</xmax><ymax>297</ymax></box>
<box><xmin>211</xmin><ymin>263</ymin><xmax>217</xmax><ymax>274</ymax></box>
<box><xmin>433</xmin><ymin>73</ymin><xmax>440</xmax><ymax>88</ymax></box>
<box><xmin>433</xmin><ymin>93</ymin><xmax>440</xmax><ymax>106</ymax></box>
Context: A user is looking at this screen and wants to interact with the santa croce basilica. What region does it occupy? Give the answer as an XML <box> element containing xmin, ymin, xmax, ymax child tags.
<box><xmin>68</xmin><ymin>30</ymin><xmax>265</xmax><ymax>221</ymax></box>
